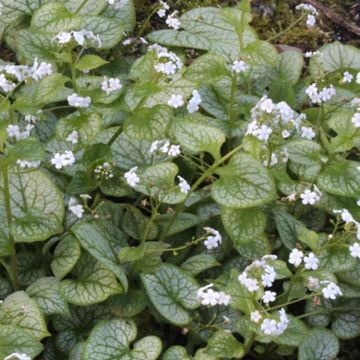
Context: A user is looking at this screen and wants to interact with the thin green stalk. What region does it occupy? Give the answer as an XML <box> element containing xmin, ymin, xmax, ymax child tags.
<box><xmin>74</xmin><ymin>0</ymin><xmax>88</xmax><ymax>14</ymax></box>
<box><xmin>2</xmin><ymin>167</ymin><xmax>18</xmax><ymax>290</ymax></box>
<box><xmin>159</xmin><ymin>143</ymin><xmax>243</xmax><ymax>241</ymax></box>
<box><xmin>266</xmin><ymin>14</ymin><xmax>307</xmax><ymax>42</ymax></box>
<box><xmin>297</xmin><ymin>306</ymin><xmax>360</xmax><ymax>319</ymax></box>
<box><xmin>228</xmin><ymin>75</ymin><xmax>237</xmax><ymax>132</ymax></box>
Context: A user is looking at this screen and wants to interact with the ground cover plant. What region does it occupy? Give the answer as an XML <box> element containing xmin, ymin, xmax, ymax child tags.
<box><xmin>0</xmin><ymin>0</ymin><xmax>360</xmax><ymax>359</ymax></box>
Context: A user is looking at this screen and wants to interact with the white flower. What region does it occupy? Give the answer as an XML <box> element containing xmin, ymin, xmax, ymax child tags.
<box><xmin>304</xmin><ymin>51</ymin><xmax>320</xmax><ymax>58</ymax></box>
<box><xmin>125</xmin><ymin>167</ymin><xmax>140</xmax><ymax>187</ymax></box>
<box><xmin>157</xmin><ymin>0</ymin><xmax>169</xmax><ymax>17</ymax></box>
<box><xmin>281</xmin><ymin>130</ymin><xmax>290</xmax><ymax>138</ymax></box>
<box><xmin>261</xmin><ymin>319</ymin><xmax>278</xmax><ymax>335</ymax></box>
<box><xmin>350</xmin><ymin>243</ymin><xmax>360</xmax><ymax>259</ymax></box>
<box><xmin>261</xmin><ymin>265</ymin><xmax>276</xmax><ymax>287</ymax></box>
<box><xmin>352</xmin><ymin>113</ymin><xmax>360</xmax><ymax>128</ymax></box>
<box><xmin>262</xmin><ymin>291</ymin><xmax>276</xmax><ymax>304</ymax></box>
<box><xmin>300</xmin><ymin>189</ymin><xmax>320</xmax><ymax>205</ymax></box>
<box><xmin>342</xmin><ymin>71</ymin><xmax>353</xmax><ymax>84</ymax></box>
<box><xmin>307</xmin><ymin>276</ymin><xmax>320</xmax><ymax>290</ymax></box>
<box><xmin>66</xmin><ymin>130</ymin><xmax>79</xmax><ymax>144</ymax></box>
<box><xmin>288</xmin><ymin>249</ymin><xmax>304</xmax><ymax>267</ymax></box>
<box><xmin>168</xmin><ymin>144</ymin><xmax>181</xmax><ymax>157</ymax></box>
<box><xmin>356</xmin><ymin>72</ymin><xmax>360</xmax><ymax>85</ymax></box>
<box><xmin>16</xmin><ymin>160</ymin><xmax>41</xmax><ymax>169</ymax></box>
<box><xmin>304</xmin><ymin>252</ymin><xmax>319</xmax><ymax>270</ymax></box>
<box><xmin>55</xmin><ymin>31</ymin><xmax>72</xmax><ymax>44</ymax></box>
<box><xmin>231</xmin><ymin>60</ymin><xmax>249</xmax><ymax>73</ymax></box>
<box><xmin>177</xmin><ymin>175</ymin><xmax>190</xmax><ymax>194</ymax></box>
<box><xmin>7</xmin><ymin>124</ymin><xmax>21</xmax><ymax>139</ymax></box>
<box><xmin>4</xmin><ymin>353</ymin><xmax>31</xmax><ymax>360</ymax></box>
<box><xmin>322</xmin><ymin>282</ymin><xmax>342</xmax><ymax>300</ymax></box>
<box><xmin>250</xmin><ymin>310</ymin><xmax>262</xmax><ymax>323</ymax></box>
<box><xmin>238</xmin><ymin>273</ymin><xmax>259</xmax><ymax>292</ymax></box>
<box><xmin>69</xmin><ymin>198</ymin><xmax>84</xmax><ymax>218</ymax></box>
<box><xmin>166</xmin><ymin>11</ymin><xmax>181</xmax><ymax>30</ymax></box>
<box><xmin>101</xmin><ymin>77</ymin><xmax>122</xmax><ymax>95</ymax></box>
<box><xmin>31</xmin><ymin>58</ymin><xmax>53</xmax><ymax>81</ymax></box>
<box><xmin>50</xmin><ymin>151</ymin><xmax>75</xmax><ymax>170</ymax></box>
<box><xmin>0</xmin><ymin>74</ymin><xmax>16</xmax><ymax>93</ymax></box>
<box><xmin>259</xmin><ymin>98</ymin><xmax>274</xmax><ymax>113</ymax></box>
<box><xmin>217</xmin><ymin>291</ymin><xmax>231</xmax><ymax>305</ymax></box>
<box><xmin>168</xmin><ymin>94</ymin><xmax>184</xmax><ymax>108</ymax></box>
<box><xmin>305</xmin><ymin>83</ymin><xmax>318</xmax><ymax>100</ymax></box>
<box><xmin>203</xmin><ymin>227</ymin><xmax>222</xmax><ymax>249</ymax></box>
<box><xmin>149</xmin><ymin>140</ymin><xmax>160</xmax><ymax>153</ymax></box>
<box><xmin>257</xmin><ymin>125</ymin><xmax>273</xmax><ymax>142</ymax></box>
<box><xmin>333</xmin><ymin>208</ymin><xmax>354</xmax><ymax>224</ymax></box>
<box><xmin>200</xmin><ymin>288</ymin><xmax>219</xmax><ymax>306</ymax></box>
<box><xmin>296</xmin><ymin>4</ymin><xmax>319</xmax><ymax>16</ymax></box>
<box><xmin>123</xmin><ymin>38</ymin><xmax>134</xmax><ymax>46</ymax></box>
<box><xmin>187</xmin><ymin>90</ymin><xmax>202</xmax><ymax>113</ymax></box>
<box><xmin>300</xmin><ymin>126</ymin><xmax>315</xmax><ymax>140</ymax></box>
<box><xmin>263</xmin><ymin>153</ymin><xmax>278</xmax><ymax>167</ymax></box>
<box><xmin>67</xmin><ymin>93</ymin><xmax>91</xmax><ymax>108</ymax></box>
<box><xmin>197</xmin><ymin>283</ymin><xmax>213</xmax><ymax>297</ymax></box>
<box><xmin>306</xmin><ymin>14</ymin><xmax>316</xmax><ymax>27</ymax></box>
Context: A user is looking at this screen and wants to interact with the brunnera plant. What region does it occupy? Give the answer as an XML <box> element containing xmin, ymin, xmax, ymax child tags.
<box><xmin>0</xmin><ymin>0</ymin><xmax>359</xmax><ymax>359</ymax></box>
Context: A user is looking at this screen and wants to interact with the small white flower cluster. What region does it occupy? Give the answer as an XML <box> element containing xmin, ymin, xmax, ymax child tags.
<box><xmin>305</xmin><ymin>83</ymin><xmax>336</xmax><ymax>104</ymax></box>
<box><xmin>101</xmin><ymin>77</ymin><xmax>122</xmax><ymax>95</ymax></box>
<box><xmin>16</xmin><ymin>159</ymin><xmax>41</xmax><ymax>169</ymax></box>
<box><xmin>124</xmin><ymin>166</ymin><xmax>140</xmax><ymax>187</ymax></box>
<box><xmin>166</xmin><ymin>11</ymin><xmax>181</xmax><ymax>30</ymax></box>
<box><xmin>321</xmin><ymin>281</ymin><xmax>342</xmax><ymax>300</ymax></box>
<box><xmin>25</xmin><ymin>111</ymin><xmax>42</xmax><ymax>124</ymax></box>
<box><xmin>67</xmin><ymin>93</ymin><xmax>91</xmax><ymax>108</ymax></box>
<box><xmin>4</xmin><ymin>353</ymin><xmax>31</xmax><ymax>360</ymax></box>
<box><xmin>258</xmin><ymin>309</ymin><xmax>289</xmax><ymax>336</ymax></box>
<box><xmin>122</xmin><ymin>37</ymin><xmax>148</xmax><ymax>46</ymax></box>
<box><xmin>352</xmin><ymin>112</ymin><xmax>360</xmax><ymax>128</ymax></box>
<box><xmin>66</xmin><ymin>130</ymin><xmax>79</xmax><ymax>144</ymax></box>
<box><xmin>51</xmin><ymin>151</ymin><xmax>76</xmax><ymax>170</ymax></box>
<box><xmin>149</xmin><ymin>139</ymin><xmax>181</xmax><ymax>157</ymax></box>
<box><xmin>304</xmin><ymin>51</ymin><xmax>321</xmax><ymax>58</ymax></box>
<box><xmin>168</xmin><ymin>94</ymin><xmax>184</xmax><ymax>108</ymax></box>
<box><xmin>333</xmin><ymin>208</ymin><xmax>360</xmax><ymax>258</ymax></box>
<box><xmin>177</xmin><ymin>175</ymin><xmax>190</xmax><ymax>194</ymax></box>
<box><xmin>288</xmin><ymin>249</ymin><xmax>319</xmax><ymax>270</ymax></box>
<box><xmin>7</xmin><ymin>124</ymin><xmax>34</xmax><ymax>141</ymax></box>
<box><xmin>262</xmin><ymin>148</ymin><xmax>289</xmax><ymax>168</ymax></box>
<box><xmin>296</xmin><ymin>3</ymin><xmax>319</xmax><ymax>28</ymax></box>
<box><xmin>55</xmin><ymin>30</ymin><xmax>101</xmax><ymax>47</ymax></box>
<box><xmin>238</xmin><ymin>255</ymin><xmax>278</xmax><ymax>293</ymax></box>
<box><xmin>203</xmin><ymin>227</ymin><xmax>222</xmax><ymax>250</ymax></box>
<box><xmin>69</xmin><ymin>197</ymin><xmax>84</xmax><ymax>219</ymax></box>
<box><xmin>300</xmin><ymin>186</ymin><xmax>322</xmax><ymax>205</ymax></box>
<box><xmin>0</xmin><ymin>58</ymin><xmax>53</xmax><ymax>93</ymax></box>
<box><xmin>356</xmin><ymin>73</ymin><xmax>360</xmax><ymax>84</ymax></box>
<box><xmin>187</xmin><ymin>90</ymin><xmax>202</xmax><ymax>113</ymax></box>
<box><xmin>341</xmin><ymin>71</ymin><xmax>353</xmax><ymax>84</ymax></box>
<box><xmin>150</xmin><ymin>44</ymin><xmax>183</xmax><ymax>77</ymax></box>
<box><xmin>231</xmin><ymin>60</ymin><xmax>249</xmax><ymax>74</ymax></box>
<box><xmin>197</xmin><ymin>284</ymin><xmax>231</xmax><ymax>306</ymax></box>
<box><xmin>157</xmin><ymin>0</ymin><xmax>170</xmax><ymax>17</ymax></box>
<box><xmin>94</xmin><ymin>162</ymin><xmax>114</xmax><ymax>180</ymax></box>
<box><xmin>246</xmin><ymin>96</ymin><xmax>308</xmax><ymax>142</ymax></box>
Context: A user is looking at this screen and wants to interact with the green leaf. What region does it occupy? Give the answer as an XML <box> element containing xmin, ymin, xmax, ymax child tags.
<box><xmin>0</xmin><ymin>291</ymin><xmax>49</xmax><ymax>340</ymax></box>
<box><xmin>64</xmin><ymin>0</ymin><xmax>108</xmax><ymax>15</ymax></box>
<box><xmin>60</xmin><ymin>253</ymin><xmax>122</xmax><ymax>306</ymax></box>
<box><xmin>0</xmin><ymin>324</ymin><xmax>43</xmax><ymax>359</ymax></box>
<box><xmin>134</xmin><ymin>162</ymin><xmax>187</xmax><ymax>204</ymax></box>
<box><xmin>277</xmin><ymin>50</ymin><xmax>304</xmax><ymax>85</ymax></box>
<box><xmin>180</xmin><ymin>254</ymin><xmax>220</xmax><ymax>276</ymax></box>
<box><xmin>118</xmin><ymin>246</ymin><xmax>145</xmax><ymax>264</ymax></box>
<box><xmin>0</xmin><ymin>0</ymin><xmax>45</xmax><ymax>24</ymax></box>
<box><xmin>56</xmin><ymin>112</ymin><xmax>102</xmax><ymax>145</ymax></box>
<box><xmin>83</xmin><ymin>319</ymin><xmax>162</xmax><ymax>360</ymax></box>
<box><xmin>27</xmin><ymin>277</ymin><xmax>69</xmax><ymax>316</ymax></box>
<box><xmin>107</xmin><ymin>290</ymin><xmax>147</xmax><ymax>318</ymax></box>
<box><xmin>310</xmin><ymin>42</ymin><xmax>360</xmax><ymax>79</ymax></box>
<box><xmin>75</xmin><ymin>55</ymin><xmax>109</xmax><ymax>72</ymax></box>
<box><xmin>221</xmin><ymin>207</ymin><xmax>267</xmax><ymax>245</ymax></box>
<box><xmin>0</xmin><ymin>169</ymin><xmax>64</xmax><ymax>244</ymax></box>
<box><xmin>173</xmin><ymin>118</ymin><xmax>226</xmax><ymax>160</ymax></box>
<box><xmin>163</xmin><ymin>346</ymin><xmax>191</xmax><ymax>360</ymax></box>
<box><xmin>298</xmin><ymin>329</ymin><xmax>339</xmax><ymax>360</ymax></box>
<box><xmin>319</xmin><ymin>244</ymin><xmax>356</xmax><ymax>272</ymax></box>
<box><xmin>31</xmin><ymin>2</ymin><xmax>82</xmax><ymax>33</ymax></box>
<box><xmin>211</xmin><ymin>153</ymin><xmax>276</xmax><ymax>208</ymax></box>
<box><xmin>51</xmin><ymin>235</ymin><xmax>81</xmax><ymax>279</ymax></box>
<box><xmin>285</xmin><ymin>139</ymin><xmax>321</xmax><ymax>166</ymax></box>
<box><xmin>141</xmin><ymin>264</ymin><xmax>200</xmax><ymax>326</ymax></box>
<box><xmin>124</xmin><ymin>105</ymin><xmax>173</xmax><ymax>142</ymax></box>
<box><xmin>6</xmin><ymin>138</ymin><xmax>46</xmax><ymax>164</ymax></box>
<box><xmin>158</xmin><ymin>213</ymin><xmax>201</xmax><ymax>237</ymax></box>
<box><xmin>317</xmin><ymin>160</ymin><xmax>360</xmax><ymax>197</ymax></box>
<box><xmin>148</xmin><ymin>7</ymin><xmax>257</xmax><ymax>61</ymax></box>
<box><xmin>104</xmin><ymin>0</ymin><xmax>135</xmax><ymax>32</ymax></box>
<box><xmin>332</xmin><ymin>299</ymin><xmax>360</xmax><ymax>339</ymax></box>
<box><xmin>81</xmin><ymin>16</ymin><xmax>124</xmax><ymax>49</ymax></box>
<box><xmin>205</xmin><ymin>330</ymin><xmax>245</xmax><ymax>359</ymax></box>
<box><xmin>72</xmin><ymin>220</ymin><xmax>128</xmax><ymax>291</ymax></box>
<box><xmin>122</xmin><ymin>205</ymin><xmax>158</xmax><ymax>241</ymax></box>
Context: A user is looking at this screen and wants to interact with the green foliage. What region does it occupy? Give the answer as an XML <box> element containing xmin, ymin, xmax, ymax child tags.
<box><xmin>0</xmin><ymin>0</ymin><xmax>359</xmax><ymax>359</ymax></box>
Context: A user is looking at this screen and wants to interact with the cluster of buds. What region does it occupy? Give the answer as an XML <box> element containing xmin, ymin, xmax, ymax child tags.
<box><xmin>94</xmin><ymin>162</ymin><xmax>114</xmax><ymax>180</ymax></box>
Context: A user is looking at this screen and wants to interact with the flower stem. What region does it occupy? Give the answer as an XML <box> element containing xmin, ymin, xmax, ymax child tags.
<box><xmin>2</xmin><ymin>167</ymin><xmax>18</xmax><ymax>290</ymax></box>
<box><xmin>266</xmin><ymin>14</ymin><xmax>307</xmax><ymax>42</ymax></box>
